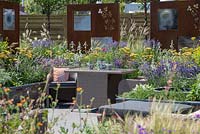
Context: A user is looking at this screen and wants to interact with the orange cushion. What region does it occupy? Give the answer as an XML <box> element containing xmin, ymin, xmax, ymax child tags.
<box><xmin>53</xmin><ymin>67</ymin><xmax>69</xmax><ymax>82</ymax></box>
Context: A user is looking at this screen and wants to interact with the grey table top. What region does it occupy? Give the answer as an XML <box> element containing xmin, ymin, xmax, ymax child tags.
<box><xmin>64</xmin><ymin>68</ymin><xmax>134</xmax><ymax>74</ymax></box>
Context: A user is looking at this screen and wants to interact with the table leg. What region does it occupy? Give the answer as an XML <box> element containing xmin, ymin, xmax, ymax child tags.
<box><xmin>107</xmin><ymin>74</ymin><xmax>123</xmax><ymax>104</ymax></box>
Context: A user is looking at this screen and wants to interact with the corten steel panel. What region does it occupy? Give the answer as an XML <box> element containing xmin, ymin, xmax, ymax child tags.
<box><xmin>92</xmin><ymin>4</ymin><xmax>120</xmax><ymax>41</ymax></box>
<box><xmin>0</xmin><ymin>5</ymin><xmax>2</xmax><ymax>40</ymax></box>
<box><xmin>67</xmin><ymin>4</ymin><xmax>92</xmax><ymax>51</ymax></box>
<box><xmin>67</xmin><ymin>3</ymin><xmax>120</xmax><ymax>51</ymax></box>
<box><xmin>151</xmin><ymin>0</ymin><xmax>200</xmax><ymax>50</ymax></box>
<box><xmin>0</xmin><ymin>1</ymin><xmax>19</xmax><ymax>48</ymax></box>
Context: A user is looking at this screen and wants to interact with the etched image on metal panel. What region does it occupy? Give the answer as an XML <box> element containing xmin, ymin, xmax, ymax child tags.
<box><xmin>74</xmin><ymin>11</ymin><xmax>91</xmax><ymax>31</ymax></box>
<box><xmin>158</xmin><ymin>9</ymin><xmax>177</xmax><ymax>30</ymax></box>
<box><xmin>3</xmin><ymin>8</ymin><xmax>15</xmax><ymax>30</ymax></box>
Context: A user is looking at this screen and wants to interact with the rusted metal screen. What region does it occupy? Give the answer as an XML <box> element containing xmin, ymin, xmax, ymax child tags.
<box><xmin>0</xmin><ymin>1</ymin><xmax>19</xmax><ymax>47</ymax></box>
<box><xmin>67</xmin><ymin>3</ymin><xmax>120</xmax><ymax>50</ymax></box>
<box><xmin>151</xmin><ymin>0</ymin><xmax>200</xmax><ymax>50</ymax></box>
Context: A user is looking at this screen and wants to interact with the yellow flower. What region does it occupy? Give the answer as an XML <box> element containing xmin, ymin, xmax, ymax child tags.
<box><xmin>73</xmin><ymin>99</ymin><xmax>77</xmax><ymax>104</ymax></box>
<box><xmin>130</xmin><ymin>53</ymin><xmax>137</xmax><ymax>59</ymax></box>
<box><xmin>124</xmin><ymin>47</ymin><xmax>130</xmax><ymax>51</ymax></box>
<box><xmin>183</xmin><ymin>52</ymin><xmax>192</xmax><ymax>56</ymax></box>
<box><xmin>186</xmin><ymin>48</ymin><xmax>193</xmax><ymax>52</ymax></box>
<box><xmin>21</xmin><ymin>98</ymin><xmax>26</xmax><ymax>104</ymax></box>
<box><xmin>148</xmin><ymin>55</ymin><xmax>153</xmax><ymax>58</ymax></box>
<box><xmin>0</xmin><ymin>53</ymin><xmax>6</xmax><ymax>59</ymax></box>
<box><xmin>169</xmin><ymin>49</ymin><xmax>176</xmax><ymax>53</ymax></box>
<box><xmin>145</xmin><ymin>47</ymin><xmax>152</xmax><ymax>50</ymax></box>
<box><xmin>119</xmin><ymin>47</ymin><xmax>131</xmax><ymax>54</ymax></box>
<box><xmin>12</xmin><ymin>58</ymin><xmax>18</xmax><ymax>61</ymax></box>
<box><xmin>3</xmin><ymin>87</ymin><xmax>10</xmax><ymax>93</ymax></box>
<box><xmin>72</xmin><ymin>97</ymin><xmax>77</xmax><ymax>104</ymax></box>
<box><xmin>0</xmin><ymin>84</ymin><xmax>2</xmax><ymax>88</ymax></box>
<box><xmin>191</xmin><ymin>37</ymin><xmax>196</xmax><ymax>41</ymax></box>
<box><xmin>57</xmin><ymin>51</ymin><xmax>61</xmax><ymax>55</ymax></box>
<box><xmin>76</xmin><ymin>87</ymin><xmax>83</xmax><ymax>93</ymax></box>
<box><xmin>45</xmin><ymin>50</ymin><xmax>52</xmax><ymax>55</ymax></box>
<box><xmin>37</xmin><ymin>122</ymin><xmax>43</xmax><ymax>127</ymax></box>
<box><xmin>17</xmin><ymin>103</ymin><xmax>23</xmax><ymax>107</ymax></box>
<box><xmin>142</xmin><ymin>55</ymin><xmax>146</xmax><ymax>58</ymax></box>
<box><xmin>26</xmin><ymin>53</ymin><xmax>32</xmax><ymax>58</ymax></box>
<box><xmin>95</xmin><ymin>47</ymin><xmax>101</xmax><ymax>51</ymax></box>
<box><xmin>7</xmin><ymin>99</ymin><xmax>13</xmax><ymax>104</ymax></box>
<box><xmin>4</xmin><ymin>50</ymin><xmax>10</xmax><ymax>55</ymax></box>
<box><xmin>20</xmin><ymin>49</ymin><xmax>26</xmax><ymax>53</ymax></box>
<box><xmin>69</xmin><ymin>52</ymin><xmax>75</xmax><ymax>55</ymax></box>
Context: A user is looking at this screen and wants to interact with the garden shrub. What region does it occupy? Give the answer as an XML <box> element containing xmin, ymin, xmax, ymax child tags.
<box><xmin>120</xmin><ymin>84</ymin><xmax>188</xmax><ymax>101</ymax></box>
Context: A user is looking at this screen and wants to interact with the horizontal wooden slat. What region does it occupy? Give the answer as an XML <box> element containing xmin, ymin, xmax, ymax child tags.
<box><xmin>19</xmin><ymin>14</ymin><xmax>150</xmax><ymax>39</ymax></box>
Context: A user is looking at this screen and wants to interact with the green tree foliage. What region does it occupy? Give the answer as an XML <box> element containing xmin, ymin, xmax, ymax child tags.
<box><xmin>33</xmin><ymin>0</ymin><xmax>70</xmax><ymax>31</ymax></box>
<box><xmin>7</xmin><ymin>0</ymin><xmax>21</xmax><ymax>3</ymax></box>
<box><xmin>135</xmin><ymin>0</ymin><xmax>151</xmax><ymax>8</ymax></box>
<box><xmin>34</xmin><ymin>0</ymin><xmax>69</xmax><ymax>14</ymax></box>
<box><xmin>24</xmin><ymin>0</ymin><xmax>42</xmax><ymax>15</ymax></box>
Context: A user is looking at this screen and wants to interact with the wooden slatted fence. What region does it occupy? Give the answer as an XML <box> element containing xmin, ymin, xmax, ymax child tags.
<box><xmin>20</xmin><ymin>13</ymin><xmax>150</xmax><ymax>40</ymax></box>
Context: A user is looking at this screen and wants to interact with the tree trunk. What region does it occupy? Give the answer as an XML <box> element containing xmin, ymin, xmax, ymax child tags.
<box><xmin>47</xmin><ymin>4</ymin><xmax>51</xmax><ymax>33</ymax></box>
<box><xmin>144</xmin><ymin>0</ymin><xmax>147</xmax><ymax>27</ymax></box>
<box><xmin>47</xmin><ymin>13</ymin><xmax>51</xmax><ymax>32</ymax></box>
<box><xmin>144</xmin><ymin>0</ymin><xmax>148</xmax><ymax>40</ymax></box>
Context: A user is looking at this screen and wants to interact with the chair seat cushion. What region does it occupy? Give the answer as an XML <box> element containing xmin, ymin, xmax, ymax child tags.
<box><xmin>53</xmin><ymin>67</ymin><xmax>69</xmax><ymax>82</ymax></box>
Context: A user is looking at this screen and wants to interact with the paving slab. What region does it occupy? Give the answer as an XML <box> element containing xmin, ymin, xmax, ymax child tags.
<box><xmin>47</xmin><ymin>109</ymin><xmax>101</xmax><ymax>134</ymax></box>
<box><xmin>99</xmin><ymin>100</ymin><xmax>193</xmax><ymax>117</ymax></box>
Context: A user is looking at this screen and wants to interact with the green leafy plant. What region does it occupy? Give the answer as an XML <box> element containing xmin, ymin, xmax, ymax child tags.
<box><xmin>121</xmin><ymin>84</ymin><xmax>154</xmax><ymax>99</ymax></box>
<box><xmin>0</xmin><ymin>69</ymin><xmax>11</xmax><ymax>85</ymax></box>
<box><xmin>192</xmin><ymin>46</ymin><xmax>200</xmax><ymax>66</ymax></box>
<box><xmin>154</xmin><ymin>89</ymin><xmax>187</xmax><ymax>101</ymax></box>
<box><xmin>0</xmin><ymin>76</ymin><xmax>60</xmax><ymax>134</ymax></box>
<box><xmin>120</xmin><ymin>84</ymin><xmax>188</xmax><ymax>101</ymax></box>
<box><xmin>83</xmin><ymin>53</ymin><xmax>98</xmax><ymax>64</ymax></box>
<box><xmin>6</xmin><ymin>54</ymin><xmax>47</xmax><ymax>86</ymax></box>
<box><xmin>186</xmin><ymin>73</ymin><xmax>200</xmax><ymax>101</ymax></box>
<box><xmin>104</xmin><ymin>52</ymin><xmax>114</xmax><ymax>64</ymax></box>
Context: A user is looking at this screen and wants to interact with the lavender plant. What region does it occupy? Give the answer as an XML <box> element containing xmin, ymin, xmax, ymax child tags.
<box><xmin>140</xmin><ymin>59</ymin><xmax>200</xmax><ymax>89</ymax></box>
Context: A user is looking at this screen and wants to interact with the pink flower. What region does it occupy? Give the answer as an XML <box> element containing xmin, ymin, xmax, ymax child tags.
<box><xmin>102</xmin><ymin>48</ymin><xmax>107</xmax><ymax>52</ymax></box>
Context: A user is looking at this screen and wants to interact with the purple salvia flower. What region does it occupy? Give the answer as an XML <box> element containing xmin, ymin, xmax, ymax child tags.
<box><xmin>32</xmin><ymin>39</ymin><xmax>53</xmax><ymax>48</ymax></box>
<box><xmin>195</xmin><ymin>114</ymin><xmax>200</xmax><ymax>118</ymax></box>
<box><xmin>168</xmin><ymin>130</ymin><xmax>172</xmax><ymax>134</ymax></box>
<box><xmin>143</xmin><ymin>39</ymin><xmax>161</xmax><ymax>49</ymax></box>
<box><xmin>112</xmin><ymin>40</ymin><xmax>118</xmax><ymax>47</ymax></box>
<box><xmin>114</xmin><ymin>59</ymin><xmax>122</xmax><ymax>68</ymax></box>
<box><xmin>119</xmin><ymin>41</ymin><xmax>127</xmax><ymax>47</ymax></box>
<box><xmin>137</xmin><ymin>124</ymin><xmax>141</xmax><ymax>128</ymax></box>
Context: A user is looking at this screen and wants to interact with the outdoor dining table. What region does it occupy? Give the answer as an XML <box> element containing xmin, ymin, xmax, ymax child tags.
<box><xmin>64</xmin><ymin>68</ymin><xmax>134</xmax><ymax>107</ymax></box>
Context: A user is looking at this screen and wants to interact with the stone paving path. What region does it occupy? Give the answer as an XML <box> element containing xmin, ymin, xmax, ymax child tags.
<box><xmin>47</xmin><ymin>109</ymin><xmax>101</xmax><ymax>134</ymax></box>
